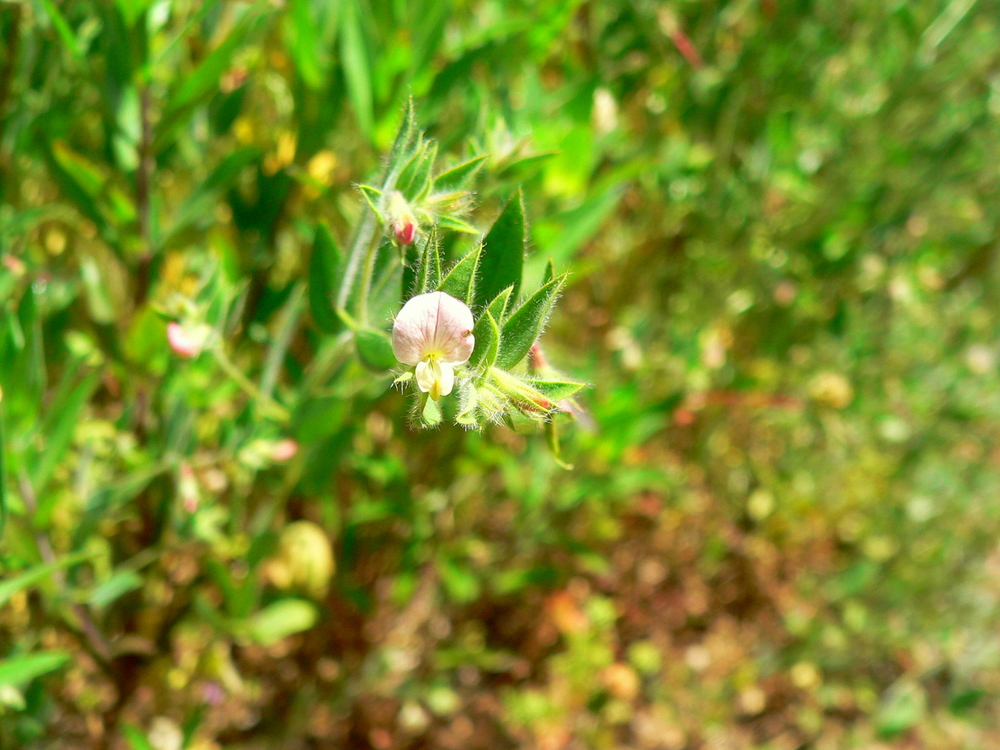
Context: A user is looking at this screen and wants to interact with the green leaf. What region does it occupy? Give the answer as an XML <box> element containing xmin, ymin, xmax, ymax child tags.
<box><xmin>436</xmin><ymin>215</ymin><xmax>479</xmax><ymax>234</ymax></box>
<box><xmin>456</xmin><ymin>382</ymin><xmax>479</xmax><ymax>426</ymax></box>
<box><xmin>0</xmin><ymin>405</ymin><xmax>6</xmax><ymax>543</ymax></box>
<box><xmin>309</xmin><ymin>223</ymin><xmax>343</xmax><ymax>334</ymax></box>
<box><xmin>0</xmin><ymin>553</ymin><xmax>92</xmax><ymax>607</ymax></box>
<box><xmin>534</xmin><ymin>185</ymin><xmax>623</xmax><ymax>267</ymax></box>
<box><xmin>386</xmin><ymin>98</ymin><xmax>418</xmax><ymax>177</ymax></box>
<box><xmin>283</xmin><ymin>0</ymin><xmax>325</xmax><ymax>88</ymax></box>
<box><xmin>340</xmin><ymin>0</ymin><xmax>373</xmax><ymax>138</ymax></box>
<box><xmin>121</xmin><ymin>724</ymin><xmax>155</xmax><ymax>750</ymax></box>
<box><xmin>524</xmin><ymin>378</ymin><xmax>587</xmax><ymax>402</ymax></box>
<box><xmin>433</xmin><ymin>155</ymin><xmax>488</xmax><ymax>193</ymax></box>
<box><xmin>249</xmin><ymin>599</ymin><xmax>318</xmax><ymax>646</ymax></box>
<box><xmin>475</xmin><ymin>190</ymin><xmax>525</xmax><ymax>308</ymax></box>
<box><xmin>396</xmin><ymin>139</ymin><xmax>437</xmax><ymax>202</ymax></box>
<box><xmin>437</xmin><ymin>245</ymin><xmax>481</xmax><ymax>305</ymax></box>
<box><xmin>355</xmin><ymin>329</ymin><xmax>396</xmax><ymax>371</ymax></box>
<box><xmin>487</xmin><ymin>286</ymin><xmax>514</xmax><ymax>323</ymax></box>
<box><xmin>495</xmin><ymin>274</ymin><xmax>566</xmax><ymax>370</ymax></box>
<box><xmin>0</xmin><ymin>652</ymin><xmax>70</xmax><ymax>688</ymax></box>
<box><xmin>169</xmin><ymin>147</ymin><xmax>264</xmax><ymax>238</ymax></box>
<box><xmin>470</xmin><ymin>310</ymin><xmax>500</xmax><ymax>370</ymax></box>
<box><xmin>89</xmin><ymin>570</ymin><xmax>143</xmax><ymax>609</ymax></box>
<box><xmin>163</xmin><ymin>13</ymin><xmax>264</xmax><ymax>128</ymax></box>
<box><xmin>30</xmin><ymin>371</ymin><xmax>100</xmax><ymax>497</ymax></box>
<box><xmin>408</xmin><ymin>231</ymin><xmax>442</xmax><ymax>299</ymax></box>
<box><xmin>420</xmin><ymin>394</ymin><xmax>442</xmax><ymax>427</ymax></box>
<box><xmin>542</xmin><ymin>258</ymin><xmax>555</xmax><ymax>286</ymax></box>
<box><xmin>38</xmin><ymin>0</ymin><xmax>83</xmax><ymax>58</ymax></box>
<box><xmin>358</xmin><ymin>185</ymin><xmax>384</xmax><ymax>220</ymax></box>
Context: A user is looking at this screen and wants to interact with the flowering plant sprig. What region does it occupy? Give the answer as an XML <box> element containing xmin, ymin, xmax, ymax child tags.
<box><xmin>308</xmin><ymin>101</ymin><xmax>586</xmax><ymax>438</ymax></box>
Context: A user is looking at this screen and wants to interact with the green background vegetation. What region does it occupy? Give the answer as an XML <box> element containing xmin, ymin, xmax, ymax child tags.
<box><xmin>2</xmin><ymin>0</ymin><xmax>1000</xmax><ymax>747</ymax></box>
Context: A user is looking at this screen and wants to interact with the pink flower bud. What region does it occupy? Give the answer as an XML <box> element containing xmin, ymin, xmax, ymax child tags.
<box><xmin>270</xmin><ymin>439</ymin><xmax>299</xmax><ymax>461</ymax></box>
<box><xmin>168</xmin><ymin>322</ymin><xmax>199</xmax><ymax>358</ymax></box>
<box><xmin>394</xmin><ymin>218</ymin><xmax>417</xmax><ymax>246</ymax></box>
<box><xmin>167</xmin><ymin>321</ymin><xmax>214</xmax><ymax>358</ymax></box>
<box><xmin>392</xmin><ymin>291</ymin><xmax>475</xmax><ymax>400</ymax></box>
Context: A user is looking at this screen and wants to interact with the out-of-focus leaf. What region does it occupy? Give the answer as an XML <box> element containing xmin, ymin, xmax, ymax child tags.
<box><xmin>340</xmin><ymin>0</ymin><xmax>373</xmax><ymax>138</ymax></box>
<box><xmin>475</xmin><ymin>190</ymin><xmax>525</xmax><ymax>309</ymax></box>
<box><xmin>433</xmin><ymin>155</ymin><xmax>487</xmax><ymax>193</ymax></box>
<box><xmin>88</xmin><ymin>570</ymin><xmax>143</xmax><ymax>609</ymax></box>
<box><xmin>495</xmin><ymin>274</ymin><xmax>566</xmax><ymax>370</ymax></box>
<box><xmin>534</xmin><ymin>185</ymin><xmax>623</xmax><ymax>268</ymax></box>
<box><xmin>0</xmin><ymin>651</ymin><xmax>70</xmax><ymax>688</ymax></box>
<box><xmin>524</xmin><ymin>378</ymin><xmax>587</xmax><ymax>402</ymax></box>
<box><xmin>121</xmin><ymin>724</ymin><xmax>154</xmax><ymax>750</ymax></box>
<box><xmin>0</xmin><ymin>553</ymin><xmax>92</xmax><ymax>607</ymax></box>
<box><xmin>248</xmin><ymin>599</ymin><xmax>318</xmax><ymax>646</ymax></box>
<box><xmin>30</xmin><ymin>371</ymin><xmax>100</xmax><ymax>498</ymax></box>
<box><xmin>284</xmin><ymin>0</ymin><xmax>325</xmax><ymax>88</ymax></box>
<box><xmin>355</xmin><ymin>329</ymin><xmax>396</xmax><ymax>371</ymax></box>
<box><xmin>38</xmin><ymin>0</ymin><xmax>82</xmax><ymax>57</ymax></box>
<box><xmin>169</xmin><ymin>147</ymin><xmax>264</xmax><ymax>238</ymax></box>
<box><xmin>309</xmin><ymin>223</ymin><xmax>343</xmax><ymax>334</ymax></box>
<box><xmin>159</xmin><ymin>13</ymin><xmax>266</xmax><ymax>146</ymax></box>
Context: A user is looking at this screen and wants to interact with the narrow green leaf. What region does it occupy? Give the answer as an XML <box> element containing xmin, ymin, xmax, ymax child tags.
<box><xmin>284</xmin><ymin>0</ymin><xmax>324</xmax><ymax>88</ymax></box>
<box><xmin>340</xmin><ymin>0</ymin><xmax>373</xmax><ymax>138</ymax></box>
<box><xmin>433</xmin><ymin>155</ymin><xmax>487</xmax><ymax>193</ymax></box>
<box><xmin>358</xmin><ymin>185</ymin><xmax>384</xmax><ymax>220</ymax></box>
<box><xmin>410</xmin><ymin>231</ymin><xmax>442</xmax><ymax>298</ymax></box>
<box><xmin>436</xmin><ymin>215</ymin><xmax>479</xmax><ymax>234</ymax></box>
<box><xmin>249</xmin><ymin>599</ymin><xmax>318</xmax><ymax>646</ymax></box>
<box><xmin>475</xmin><ymin>191</ymin><xmax>525</xmax><ymax>309</ymax></box>
<box><xmin>38</xmin><ymin>0</ymin><xmax>82</xmax><ymax>57</ymax></box>
<box><xmin>437</xmin><ymin>245</ymin><xmax>481</xmax><ymax>305</ymax></box>
<box><xmin>542</xmin><ymin>258</ymin><xmax>555</xmax><ymax>286</ymax></box>
<box><xmin>30</xmin><ymin>371</ymin><xmax>100</xmax><ymax>495</ymax></box>
<box><xmin>166</xmin><ymin>14</ymin><xmax>262</xmax><ymax>117</ymax></box>
<box><xmin>487</xmin><ymin>286</ymin><xmax>514</xmax><ymax>323</ymax></box>
<box><xmin>355</xmin><ymin>329</ymin><xmax>396</xmax><ymax>371</ymax></box>
<box><xmin>470</xmin><ymin>310</ymin><xmax>500</xmax><ymax>370</ymax></box>
<box><xmin>409</xmin><ymin>142</ymin><xmax>440</xmax><ymax>202</ymax></box>
<box><xmin>387</xmin><ymin>98</ymin><xmax>418</xmax><ymax>180</ymax></box>
<box><xmin>0</xmin><ymin>404</ymin><xmax>6</xmax><ymax>543</ymax></box>
<box><xmin>169</xmin><ymin>147</ymin><xmax>264</xmax><ymax>238</ymax></box>
<box><xmin>495</xmin><ymin>274</ymin><xmax>566</xmax><ymax>370</ymax></box>
<box><xmin>309</xmin><ymin>224</ymin><xmax>343</xmax><ymax>334</ymax></box>
<box><xmin>0</xmin><ymin>652</ymin><xmax>70</xmax><ymax>688</ymax></box>
<box><xmin>89</xmin><ymin>570</ymin><xmax>143</xmax><ymax>609</ymax></box>
<box><xmin>524</xmin><ymin>378</ymin><xmax>587</xmax><ymax>402</ymax></box>
<box><xmin>0</xmin><ymin>553</ymin><xmax>92</xmax><ymax>607</ymax></box>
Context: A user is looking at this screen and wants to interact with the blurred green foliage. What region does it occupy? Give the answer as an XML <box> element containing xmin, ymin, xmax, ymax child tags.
<box><xmin>2</xmin><ymin>0</ymin><xmax>1000</xmax><ymax>748</ymax></box>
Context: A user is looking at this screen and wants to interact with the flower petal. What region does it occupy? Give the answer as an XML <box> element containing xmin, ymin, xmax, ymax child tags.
<box><xmin>392</xmin><ymin>291</ymin><xmax>474</xmax><ymax>366</ymax></box>
<box><xmin>414</xmin><ymin>359</ymin><xmax>455</xmax><ymax>400</ymax></box>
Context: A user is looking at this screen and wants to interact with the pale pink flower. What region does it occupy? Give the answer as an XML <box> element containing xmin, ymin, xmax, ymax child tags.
<box><xmin>392</xmin><ymin>291</ymin><xmax>474</xmax><ymax>400</ymax></box>
<box><xmin>167</xmin><ymin>321</ymin><xmax>214</xmax><ymax>358</ymax></box>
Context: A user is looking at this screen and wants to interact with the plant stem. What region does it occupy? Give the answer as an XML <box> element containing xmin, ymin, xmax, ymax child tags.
<box><xmin>213</xmin><ymin>347</ymin><xmax>291</xmax><ymax>423</ymax></box>
<box><xmin>336</xmin><ymin>208</ymin><xmax>377</xmax><ymax>312</ymax></box>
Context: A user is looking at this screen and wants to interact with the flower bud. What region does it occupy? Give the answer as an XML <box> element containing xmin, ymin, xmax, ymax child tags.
<box><xmin>388</xmin><ymin>190</ymin><xmax>419</xmax><ymax>246</ymax></box>
<box><xmin>167</xmin><ymin>321</ymin><xmax>214</xmax><ymax>358</ymax></box>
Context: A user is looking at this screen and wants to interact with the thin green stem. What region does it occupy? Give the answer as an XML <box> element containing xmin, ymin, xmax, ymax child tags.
<box><xmin>213</xmin><ymin>347</ymin><xmax>290</xmax><ymax>423</ymax></box>
<box><xmin>356</xmin><ymin>234</ymin><xmax>381</xmax><ymax>327</ymax></box>
<box><xmin>336</xmin><ymin>209</ymin><xmax>377</xmax><ymax>312</ymax></box>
